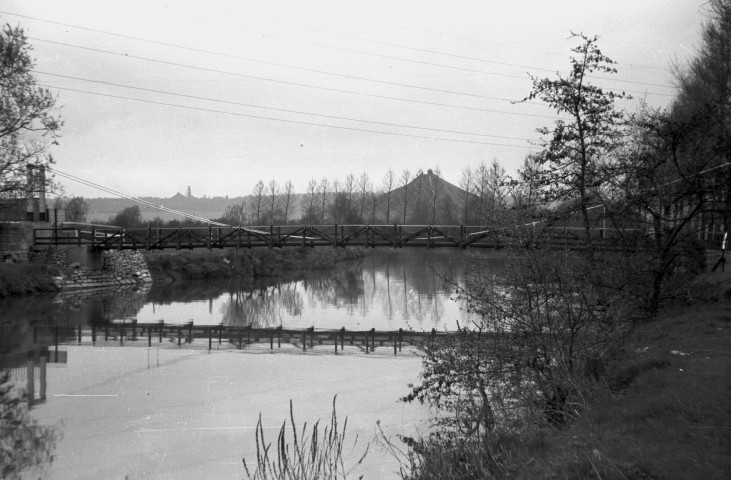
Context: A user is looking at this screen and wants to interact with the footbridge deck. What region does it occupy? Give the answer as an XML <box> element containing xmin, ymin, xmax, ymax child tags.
<box><xmin>33</xmin><ymin>224</ymin><xmax>629</xmax><ymax>250</ymax></box>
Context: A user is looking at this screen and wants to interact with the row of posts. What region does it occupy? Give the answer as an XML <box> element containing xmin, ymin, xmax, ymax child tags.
<box><xmin>53</xmin><ymin>322</ymin><xmax>414</xmax><ymax>354</ymax></box>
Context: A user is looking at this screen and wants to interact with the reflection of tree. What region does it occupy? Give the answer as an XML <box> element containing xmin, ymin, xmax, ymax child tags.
<box><xmin>220</xmin><ymin>283</ymin><xmax>305</xmax><ymax>328</ymax></box>
<box><xmin>0</xmin><ymin>370</ymin><xmax>60</xmax><ymax>479</ymax></box>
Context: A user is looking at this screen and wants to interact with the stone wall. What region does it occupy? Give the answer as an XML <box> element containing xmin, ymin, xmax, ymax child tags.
<box><xmin>0</xmin><ymin>222</ymin><xmax>35</xmax><ymax>263</ymax></box>
<box><xmin>33</xmin><ymin>248</ymin><xmax>153</xmax><ymax>290</ymax></box>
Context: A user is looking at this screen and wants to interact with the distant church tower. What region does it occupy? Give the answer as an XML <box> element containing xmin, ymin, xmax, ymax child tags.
<box><xmin>186</xmin><ymin>186</ymin><xmax>192</xmax><ymax>198</ymax></box>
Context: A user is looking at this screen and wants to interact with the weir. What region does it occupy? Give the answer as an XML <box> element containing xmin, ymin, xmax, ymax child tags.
<box><xmin>33</xmin><ymin>322</ymin><xmax>477</xmax><ymax>356</ymax></box>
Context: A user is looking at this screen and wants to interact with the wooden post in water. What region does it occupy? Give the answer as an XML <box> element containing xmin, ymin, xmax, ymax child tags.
<box><xmin>188</xmin><ymin>321</ymin><xmax>193</xmax><ymax>343</ymax></box>
<box><xmin>148</xmin><ymin>326</ymin><xmax>152</xmax><ymax>347</ymax></box>
<box><xmin>54</xmin><ymin>326</ymin><xmax>59</xmax><ymax>358</ymax></box>
<box><xmin>370</xmin><ymin>328</ymin><xmax>375</xmax><ymax>352</ymax></box>
<box><xmin>277</xmin><ymin>326</ymin><xmax>282</xmax><ymax>348</ymax></box>
<box><xmin>178</xmin><ymin>326</ymin><xmax>182</xmax><ymax>346</ymax></box>
<box><xmin>302</xmin><ymin>330</ymin><xmax>307</xmax><ymax>352</ymax></box>
<box><xmin>398</xmin><ymin>328</ymin><xmax>403</xmax><ymax>352</ymax></box>
<box><xmin>309</xmin><ymin>327</ymin><xmax>314</xmax><ymax>350</ymax></box>
<box><xmin>77</xmin><ymin>325</ymin><xmax>81</xmax><ymax>344</ymax></box>
<box><xmin>104</xmin><ymin>324</ymin><xmax>108</xmax><ymax>342</ymax></box>
<box><xmin>270</xmin><ymin>329</ymin><xmax>274</xmax><ymax>350</ymax></box>
<box><xmin>120</xmin><ymin>320</ymin><xmax>124</xmax><ymax>346</ymax></box>
<box><xmin>92</xmin><ymin>324</ymin><xmax>96</xmax><ymax>344</ymax></box>
<box><xmin>159</xmin><ymin>320</ymin><xmax>164</xmax><ymax>343</ymax></box>
<box><xmin>132</xmin><ymin>320</ymin><xmax>136</xmax><ymax>341</ymax></box>
<box><xmin>238</xmin><ymin>329</ymin><xmax>242</xmax><ymax>349</ymax></box>
<box><xmin>218</xmin><ymin>322</ymin><xmax>223</xmax><ymax>345</ymax></box>
<box><xmin>208</xmin><ymin>328</ymin><xmax>212</xmax><ymax>351</ymax></box>
<box><xmin>340</xmin><ymin>327</ymin><xmax>345</xmax><ymax>351</ymax></box>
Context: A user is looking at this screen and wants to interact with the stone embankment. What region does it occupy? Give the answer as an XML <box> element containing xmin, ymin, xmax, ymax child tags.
<box><xmin>32</xmin><ymin>249</ymin><xmax>153</xmax><ymax>290</ymax></box>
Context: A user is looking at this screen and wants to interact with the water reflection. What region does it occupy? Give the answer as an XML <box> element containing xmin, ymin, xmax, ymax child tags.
<box><xmin>1</xmin><ymin>250</ymin><xmax>504</xmax><ymax>335</ymax></box>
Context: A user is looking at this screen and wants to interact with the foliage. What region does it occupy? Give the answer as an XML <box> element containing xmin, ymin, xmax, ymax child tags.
<box><xmin>522</xmin><ymin>33</ymin><xmax>629</xmax><ymax>245</ymax></box>
<box><xmin>0</xmin><ymin>262</ymin><xmax>59</xmax><ymax>297</ymax></box>
<box><xmin>243</xmin><ymin>398</ymin><xmax>367</xmax><ymax>480</ymax></box>
<box><xmin>0</xmin><ymin>23</ymin><xmax>61</xmax><ymax>200</ymax></box>
<box><xmin>0</xmin><ymin>370</ymin><xmax>61</xmax><ymax>479</ymax></box>
<box><xmin>63</xmin><ymin>196</ymin><xmax>88</xmax><ymax>223</ymax></box>
<box><xmin>108</xmin><ymin>205</ymin><xmax>143</xmax><ymax>228</ymax></box>
<box><xmin>404</xmin><ymin>249</ymin><xmax>635</xmax><ymax>439</ymax></box>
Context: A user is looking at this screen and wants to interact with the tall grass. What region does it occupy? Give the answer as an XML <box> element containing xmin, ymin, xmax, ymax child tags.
<box><xmin>243</xmin><ymin>397</ymin><xmax>368</xmax><ymax>480</ymax></box>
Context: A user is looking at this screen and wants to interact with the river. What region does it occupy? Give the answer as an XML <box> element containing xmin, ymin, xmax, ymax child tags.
<box><xmin>2</xmin><ymin>249</ymin><xmax>504</xmax><ymax>479</ymax></box>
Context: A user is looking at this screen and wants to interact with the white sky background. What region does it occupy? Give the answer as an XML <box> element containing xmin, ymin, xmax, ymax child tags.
<box><xmin>2</xmin><ymin>0</ymin><xmax>706</xmax><ymax>199</ymax></box>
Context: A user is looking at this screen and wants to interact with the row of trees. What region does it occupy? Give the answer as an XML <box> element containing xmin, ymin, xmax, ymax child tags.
<box><xmin>222</xmin><ymin>164</ymin><xmax>514</xmax><ymax>227</ymax></box>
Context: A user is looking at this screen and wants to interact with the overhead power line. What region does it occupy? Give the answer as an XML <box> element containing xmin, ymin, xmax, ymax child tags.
<box><xmin>40</xmin><ymin>83</ymin><xmax>537</xmax><ymax>149</ymax></box>
<box><xmin>3</xmin><ymin>10</ymin><xmax>675</xmax><ymax>93</ymax></box>
<box><xmin>31</xmin><ymin>36</ymin><xmax>536</xmax><ymax>104</ymax></box>
<box><xmin>36</xmin><ymin>71</ymin><xmax>532</xmax><ymax>142</ymax></box>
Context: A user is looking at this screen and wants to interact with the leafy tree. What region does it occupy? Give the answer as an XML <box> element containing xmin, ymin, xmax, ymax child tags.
<box><xmin>64</xmin><ymin>196</ymin><xmax>88</xmax><ymax>223</ymax></box>
<box><xmin>523</xmin><ymin>33</ymin><xmax>629</xmax><ymax>246</ymax></box>
<box><xmin>0</xmin><ymin>370</ymin><xmax>60</xmax><ymax>479</ymax></box>
<box><xmin>0</xmin><ymin>23</ymin><xmax>61</xmax><ymax>201</ymax></box>
<box><xmin>220</xmin><ymin>201</ymin><xmax>247</xmax><ymax>225</ymax></box>
<box><xmin>109</xmin><ymin>205</ymin><xmax>142</xmax><ymax>228</ymax></box>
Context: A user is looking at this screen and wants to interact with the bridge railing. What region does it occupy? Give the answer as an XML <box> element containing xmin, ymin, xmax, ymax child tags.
<box><xmin>32</xmin><ymin>223</ymin><xmax>655</xmax><ymax>250</ymax></box>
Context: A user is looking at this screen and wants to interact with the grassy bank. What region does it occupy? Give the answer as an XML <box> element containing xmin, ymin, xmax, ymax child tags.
<box><xmin>0</xmin><ymin>263</ymin><xmax>60</xmax><ymax>298</ymax></box>
<box><xmin>144</xmin><ymin>247</ymin><xmax>364</xmax><ymax>282</ymax></box>
<box><xmin>399</xmin><ymin>273</ymin><xmax>731</xmax><ymax>480</ymax></box>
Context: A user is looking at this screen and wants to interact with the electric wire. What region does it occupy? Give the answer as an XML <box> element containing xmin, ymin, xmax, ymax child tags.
<box><xmin>39</xmin><ymin>83</ymin><xmax>538</xmax><ymax>148</ymax></box>
<box><xmin>3</xmin><ymin>10</ymin><xmax>675</xmax><ymax>93</ymax></box>
<box><xmin>36</xmin><ymin>71</ymin><xmax>533</xmax><ymax>142</ymax></box>
<box><xmin>30</xmin><ymin>37</ymin><xmax>533</xmax><ymax>103</ymax></box>
<box><xmin>48</xmin><ymin>166</ymin><xmax>231</xmax><ymax>226</ymax></box>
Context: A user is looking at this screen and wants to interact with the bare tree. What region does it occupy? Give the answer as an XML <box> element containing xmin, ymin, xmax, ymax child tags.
<box><xmin>303</xmin><ymin>179</ymin><xmax>318</xmax><ymax>223</ymax></box>
<box><xmin>400</xmin><ymin>169</ymin><xmax>411</xmax><ymax>223</ymax></box>
<box><xmin>475</xmin><ymin>161</ymin><xmax>490</xmax><ymax>223</ymax></box>
<box><xmin>382</xmin><ymin>168</ymin><xmax>395</xmax><ymax>224</ymax></box>
<box><xmin>319</xmin><ymin>178</ymin><xmax>329</xmax><ymax>224</ymax></box>
<box><xmin>250</xmin><ymin>181</ymin><xmax>265</xmax><ymax>224</ymax></box>
<box><xmin>487</xmin><ymin>159</ymin><xmax>509</xmax><ymax>225</ymax></box>
<box><xmin>357</xmin><ymin>171</ymin><xmax>371</xmax><ymax>222</ymax></box>
<box><xmin>281</xmin><ymin>180</ymin><xmax>295</xmax><ymax>224</ymax></box>
<box><xmin>460</xmin><ymin>166</ymin><xmax>474</xmax><ymax>224</ymax></box>
<box><xmin>428</xmin><ymin>168</ymin><xmax>444</xmax><ymax>224</ymax></box>
<box><xmin>343</xmin><ymin>174</ymin><xmax>356</xmax><ymax>221</ymax></box>
<box><xmin>413</xmin><ymin>168</ymin><xmax>425</xmax><ymax>223</ymax></box>
<box><xmin>266</xmin><ymin>180</ymin><xmax>280</xmax><ymax>223</ymax></box>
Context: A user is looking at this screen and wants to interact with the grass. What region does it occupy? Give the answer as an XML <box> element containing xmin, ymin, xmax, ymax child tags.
<box><xmin>0</xmin><ymin>263</ymin><xmax>60</xmax><ymax>298</ymax></box>
<box><xmin>242</xmin><ymin>397</ymin><xmax>368</xmax><ymax>480</ymax></box>
<box><xmin>396</xmin><ymin>271</ymin><xmax>731</xmax><ymax>480</ymax></box>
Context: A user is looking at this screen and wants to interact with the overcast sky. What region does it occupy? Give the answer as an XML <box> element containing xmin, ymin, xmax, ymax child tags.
<box><xmin>2</xmin><ymin>0</ymin><xmax>707</xmax><ymax>199</ymax></box>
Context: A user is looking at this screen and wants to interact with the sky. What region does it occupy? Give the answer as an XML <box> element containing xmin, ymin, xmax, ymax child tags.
<box><xmin>2</xmin><ymin>0</ymin><xmax>708</xmax><ymax>199</ymax></box>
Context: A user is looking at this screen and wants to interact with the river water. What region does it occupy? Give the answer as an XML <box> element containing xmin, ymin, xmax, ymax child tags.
<box><xmin>2</xmin><ymin>249</ymin><xmax>504</xmax><ymax>480</ymax></box>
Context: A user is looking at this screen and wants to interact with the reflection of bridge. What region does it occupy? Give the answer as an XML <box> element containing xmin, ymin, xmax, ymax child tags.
<box><xmin>34</xmin><ymin>224</ymin><xmax>627</xmax><ymax>250</ymax></box>
<box><xmin>35</xmin><ymin>321</ymin><xmax>467</xmax><ymax>355</ymax></box>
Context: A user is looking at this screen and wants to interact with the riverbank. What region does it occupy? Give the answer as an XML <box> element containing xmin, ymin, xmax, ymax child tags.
<box><xmin>0</xmin><ymin>247</ymin><xmax>366</xmax><ymax>298</ymax></box>
<box><xmin>401</xmin><ymin>271</ymin><xmax>731</xmax><ymax>480</ymax></box>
